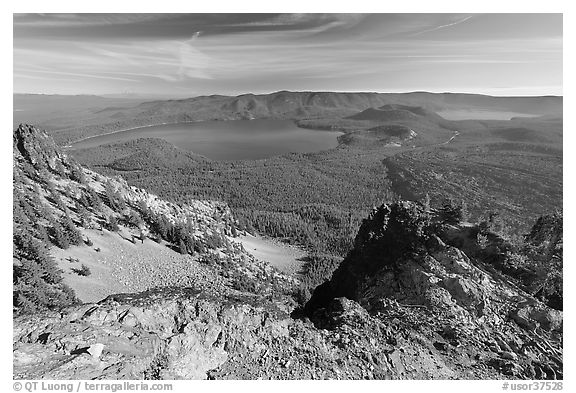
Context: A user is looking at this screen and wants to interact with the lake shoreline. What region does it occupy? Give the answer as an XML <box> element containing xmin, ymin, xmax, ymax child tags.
<box><xmin>63</xmin><ymin>120</ymin><xmax>203</xmax><ymax>148</ymax></box>
<box><xmin>67</xmin><ymin>119</ymin><xmax>343</xmax><ymax>161</ymax></box>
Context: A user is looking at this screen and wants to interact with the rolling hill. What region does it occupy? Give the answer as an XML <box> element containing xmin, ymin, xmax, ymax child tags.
<box><xmin>14</xmin><ymin>91</ymin><xmax>562</xmax><ymax>146</ymax></box>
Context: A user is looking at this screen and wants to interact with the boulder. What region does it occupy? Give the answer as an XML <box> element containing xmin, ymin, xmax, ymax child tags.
<box><xmin>87</xmin><ymin>343</ymin><xmax>105</xmax><ymax>359</ymax></box>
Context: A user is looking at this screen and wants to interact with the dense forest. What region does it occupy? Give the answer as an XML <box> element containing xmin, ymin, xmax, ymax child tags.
<box><xmin>385</xmin><ymin>143</ymin><xmax>562</xmax><ymax>234</ymax></box>
<box><xmin>71</xmin><ymin>132</ymin><xmax>562</xmax><ymax>258</ymax></box>
<box><xmin>72</xmin><ymin>141</ymin><xmax>398</xmax><ymax>257</ymax></box>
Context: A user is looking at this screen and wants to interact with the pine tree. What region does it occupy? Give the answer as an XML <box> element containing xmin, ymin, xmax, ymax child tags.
<box><xmin>18</xmin><ymin>196</ymin><xmax>37</xmax><ymax>222</ymax></box>
<box><xmin>138</xmin><ymin>200</ymin><xmax>153</xmax><ymax>223</ymax></box>
<box><xmin>106</xmin><ymin>215</ymin><xmax>119</xmax><ymax>232</ymax></box>
<box><xmin>87</xmin><ymin>186</ymin><xmax>103</xmax><ymax>210</ymax></box>
<box><xmin>423</xmin><ymin>193</ymin><xmax>431</xmax><ymax>212</ymax></box>
<box><xmin>78</xmin><ymin>204</ymin><xmax>91</xmax><ymax>228</ymax></box>
<box><xmin>34</xmin><ymin>223</ymin><xmax>51</xmax><ymax>244</ymax></box>
<box><xmin>13</xmin><ymin>228</ymin><xmax>76</xmax><ymax>313</ymax></box>
<box><xmin>127</xmin><ymin>210</ymin><xmax>143</xmax><ymax>227</ymax></box>
<box><xmin>78</xmin><ymin>192</ymin><xmax>90</xmax><ymax>209</ymax></box>
<box><xmin>69</xmin><ymin>163</ymin><xmax>86</xmax><ymax>184</ymax></box>
<box><xmin>62</xmin><ymin>214</ymin><xmax>83</xmax><ymax>246</ymax></box>
<box><xmin>151</xmin><ymin>214</ymin><xmax>168</xmax><ymax>239</ymax></box>
<box><xmin>438</xmin><ymin>198</ymin><xmax>462</xmax><ymax>225</ymax></box>
<box><xmin>51</xmin><ymin>220</ymin><xmax>69</xmax><ymax>249</ymax></box>
<box><xmin>104</xmin><ymin>180</ymin><xmax>126</xmax><ymax>212</ymax></box>
<box><xmin>13</xmin><ymin>198</ymin><xmax>29</xmax><ymax>226</ymax></box>
<box><xmin>178</xmin><ymin>239</ymin><xmax>188</xmax><ymax>254</ymax></box>
<box><xmin>54</xmin><ymin>160</ymin><xmax>66</xmax><ymax>177</ymax></box>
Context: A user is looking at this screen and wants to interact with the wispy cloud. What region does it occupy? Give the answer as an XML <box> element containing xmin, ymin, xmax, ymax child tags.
<box><xmin>13</xmin><ymin>13</ymin><xmax>563</xmax><ymax>96</ymax></box>
<box><xmin>177</xmin><ymin>32</ymin><xmax>213</xmax><ymax>80</ymax></box>
<box><xmin>13</xmin><ymin>72</ymin><xmax>76</xmax><ymax>82</ymax></box>
<box><xmin>13</xmin><ymin>13</ymin><xmax>177</xmax><ymax>27</ymax></box>
<box><xmin>408</xmin><ymin>15</ymin><xmax>474</xmax><ymax>37</ymax></box>
<box><xmin>18</xmin><ymin>68</ymin><xmax>139</xmax><ymax>82</ymax></box>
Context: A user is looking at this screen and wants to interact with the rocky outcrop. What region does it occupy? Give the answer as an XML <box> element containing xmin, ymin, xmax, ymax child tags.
<box><xmin>305</xmin><ymin>202</ymin><xmax>562</xmax><ymax>379</ymax></box>
<box><xmin>15</xmin><ymin>284</ymin><xmax>561</xmax><ymax>380</ymax></box>
<box><xmin>13</xmin><ymin>124</ymin><xmax>65</xmax><ymax>170</ymax></box>
<box><xmin>9</xmin><ymin>287</ymin><xmax>505</xmax><ymax>380</ymax></box>
<box><xmin>13</xmin><ymin>288</ymin><xmax>291</xmax><ymax>379</ymax></box>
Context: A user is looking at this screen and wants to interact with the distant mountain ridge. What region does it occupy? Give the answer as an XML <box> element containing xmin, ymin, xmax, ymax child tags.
<box><xmin>14</xmin><ymin>91</ymin><xmax>562</xmax><ymax>146</ymax></box>
<box><xmin>134</xmin><ymin>90</ymin><xmax>562</xmax><ymax>120</ymax></box>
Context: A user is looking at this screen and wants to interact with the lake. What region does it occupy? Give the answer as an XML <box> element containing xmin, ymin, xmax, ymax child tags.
<box><xmin>69</xmin><ymin>120</ymin><xmax>343</xmax><ymax>161</ymax></box>
<box><xmin>438</xmin><ymin>109</ymin><xmax>536</xmax><ymax>121</ymax></box>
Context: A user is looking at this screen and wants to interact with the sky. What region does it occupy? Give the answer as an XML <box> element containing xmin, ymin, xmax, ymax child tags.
<box><xmin>13</xmin><ymin>13</ymin><xmax>563</xmax><ymax>97</ymax></box>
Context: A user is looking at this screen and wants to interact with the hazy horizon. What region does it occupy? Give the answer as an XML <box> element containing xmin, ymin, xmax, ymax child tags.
<box><xmin>12</xmin><ymin>89</ymin><xmax>564</xmax><ymax>100</ymax></box>
<box><xmin>14</xmin><ymin>13</ymin><xmax>562</xmax><ymax>97</ymax></box>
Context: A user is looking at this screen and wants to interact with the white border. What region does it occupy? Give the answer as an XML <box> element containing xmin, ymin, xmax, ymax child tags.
<box><xmin>3</xmin><ymin>2</ymin><xmax>571</xmax><ymax>392</ymax></box>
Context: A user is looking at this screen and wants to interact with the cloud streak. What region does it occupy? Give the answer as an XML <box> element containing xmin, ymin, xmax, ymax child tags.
<box><xmin>18</xmin><ymin>68</ymin><xmax>139</xmax><ymax>82</ymax></box>
<box><xmin>177</xmin><ymin>32</ymin><xmax>213</xmax><ymax>80</ymax></box>
<box><xmin>408</xmin><ymin>15</ymin><xmax>474</xmax><ymax>37</ymax></box>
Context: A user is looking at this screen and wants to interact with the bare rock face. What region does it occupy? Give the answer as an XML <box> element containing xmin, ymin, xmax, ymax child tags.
<box><xmin>305</xmin><ymin>202</ymin><xmax>563</xmax><ymax>379</ymax></box>
<box><xmin>13</xmin><ymin>124</ymin><xmax>63</xmax><ymax>170</ymax></box>
<box><xmin>11</xmin><ymin>287</ymin><xmax>487</xmax><ymax>380</ymax></box>
<box><xmin>13</xmin><ymin>288</ymin><xmax>292</xmax><ymax>380</ymax></box>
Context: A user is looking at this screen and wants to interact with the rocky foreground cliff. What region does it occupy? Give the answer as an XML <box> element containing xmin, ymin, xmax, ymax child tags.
<box><xmin>13</xmin><ymin>126</ymin><xmax>562</xmax><ymax>380</ymax></box>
